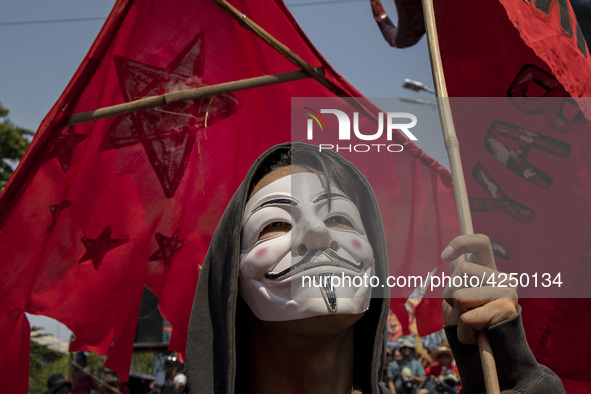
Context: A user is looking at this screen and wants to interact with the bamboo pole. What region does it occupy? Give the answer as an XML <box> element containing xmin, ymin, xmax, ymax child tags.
<box><xmin>421</xmin><ymin>0</ymin><xmax>500</xmax><ymax>393</ymax></box>
<box><xmin>71</xmin><ymin>360</ymin><xmax>119</xmax><ymax>393</ymax></box>
<box><xmin>209</xmin><ymin>0</ymin><xmax>346</xmax><ymax>97</ymax></box>
<box><xmin>421</xmin><ymin>1</ymin><xmax>473</xmax><ymax>236</ymax></box>
<box><xmin>67</xmin><ymin>69</ymin><xmax>314</xmax><ymax>126</ymax></box>
<box><xmin>208</xmin><ymin>0</ymin><xmax>387</xmax><ymax>137</ymax></box>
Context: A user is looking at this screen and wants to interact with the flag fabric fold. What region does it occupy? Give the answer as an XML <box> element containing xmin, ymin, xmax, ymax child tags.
<box><xmin>0</xmin><ymin>0</ymin><xmax>458</xmax><ymax>390</ymax></box>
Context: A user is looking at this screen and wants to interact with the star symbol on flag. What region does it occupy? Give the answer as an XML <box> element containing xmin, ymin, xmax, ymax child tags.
<box><xmin>78</xmin><ymin>226</ymin><xmax>128</xmax><ymax>270</ymax></box>
<box><xmin>148</xmin><ymin>228</ymin><xmax>186</xmax><ymax>272</ymax></box>
<box><xmin>42</xmin><ymin>127</ymin><xmax>87</xmax><ymax>172</ymax></box>
<box><xmin>100</xmin><ymin>32</ymin><xmax>238</xmax><ymax>197</ymax></box>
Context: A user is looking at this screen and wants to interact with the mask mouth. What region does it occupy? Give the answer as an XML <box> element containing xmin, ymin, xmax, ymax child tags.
<box><xmin>264</xmin><ymin>248</ymin><xmax>364</xmax><ymax>280</ymax></box>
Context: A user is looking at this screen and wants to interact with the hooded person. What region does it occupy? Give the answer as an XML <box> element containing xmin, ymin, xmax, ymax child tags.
<box><xmin>186</xmin><ymin>142</ymin><xmax>389</xmax><ymax>394</ymax></box>
<box><xmin>186</xmin><ymin>142</ymin><xmax>565</xmax><ymax>394</ymax></box>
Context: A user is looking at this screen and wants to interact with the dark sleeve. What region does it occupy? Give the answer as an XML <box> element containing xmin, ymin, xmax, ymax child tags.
<box><xmin>444</xmin><ymin>306</ymin><xmax>565</xmax><ymax>394</ymax></box>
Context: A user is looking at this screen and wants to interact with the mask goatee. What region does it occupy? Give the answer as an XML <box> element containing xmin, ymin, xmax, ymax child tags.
<box><xmin>319</xmin><ymin>273</ymin><xmax>337</xmax><ymax>312</ymax></box>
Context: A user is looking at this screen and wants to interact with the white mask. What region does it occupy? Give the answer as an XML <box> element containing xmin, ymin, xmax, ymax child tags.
<box><xmin>240</xmin><ymin>172</ymin><xmax>374</xmax><ymax>321</ymax></box>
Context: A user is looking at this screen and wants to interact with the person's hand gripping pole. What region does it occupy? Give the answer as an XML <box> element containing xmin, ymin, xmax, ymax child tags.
<box><xmin>440</xmin><ymin>235</ymin><xmax>518</xmax><ymax>392</ymax></box>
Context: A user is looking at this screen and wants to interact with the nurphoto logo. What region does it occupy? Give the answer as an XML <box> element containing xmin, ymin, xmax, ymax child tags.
<box><xmin>303</xmin><ymin>106</ymin><xmax>418</xmax><ymax>153</ymax></box>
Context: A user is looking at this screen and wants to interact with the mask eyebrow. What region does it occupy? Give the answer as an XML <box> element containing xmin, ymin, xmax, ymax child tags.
<box><xmin>252</xmin><ymin>198</ymin><xmax>297</xmax><ymax>214</ymax></box>
<box><xmin>313</xmin><ymin>193</ymin><xmax>348</xmax><ymax>203</ymax></box>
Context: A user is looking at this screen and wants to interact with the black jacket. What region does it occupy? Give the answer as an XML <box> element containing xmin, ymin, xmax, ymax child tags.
<box><xmin>446</xmin><ymin>306</ymin><xmax>565</xmax><ymax>393</ymax></box>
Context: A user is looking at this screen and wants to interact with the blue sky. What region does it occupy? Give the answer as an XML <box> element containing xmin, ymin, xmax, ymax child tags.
<box><xmin>1</xmin><ymin>0</ymin><xmax>445</xmax><ymax>341</ymax></box>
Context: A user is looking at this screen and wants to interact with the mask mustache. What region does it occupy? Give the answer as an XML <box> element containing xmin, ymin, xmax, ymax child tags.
<box><xmin>264</xmin><ymin>248</ymin><xmax>364</xmax><ymax>280</ymax></box>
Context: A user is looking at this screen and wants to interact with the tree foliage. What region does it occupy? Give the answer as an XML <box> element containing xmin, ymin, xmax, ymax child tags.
<box><xmin>130</xmin><ymin>352</ymin><xmax>155</xmax><ymax>375</ymax></box>
<box><xmin>0</xmin><ymin>103</ymin><xmax>33</xmax><ymax>188</ymax></box>
<box><xmin>29</xmin><ymin>326</ymin><xmax>108</xmax><ymax>393</ymax></box>
<box><xmin>29</xmin><ymin>327</ymin><xmax>69</xmax><ymax>394</ymax></box>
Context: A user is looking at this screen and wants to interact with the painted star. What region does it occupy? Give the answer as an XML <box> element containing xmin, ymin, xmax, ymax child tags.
<box><xmin>78</xmin><ymin>226</ymin><xmax>128</xmax><ymax>270</ymax></box>
<box><xmin>101</xmin><ymin>32</ymin><xmax>238</xmax><ymax>198</ymax></box>
<box><xmin>148</xmin><ymin>228</ymin><xmax>186</xmax><ymax>272</ymax></box>
<box><xmin>42</xmin><ymin>127</ymin><xmax>87</xmax><ymax>172</ymax></box>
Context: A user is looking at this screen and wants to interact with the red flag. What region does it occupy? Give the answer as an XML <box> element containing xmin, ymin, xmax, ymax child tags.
<box><xmin>0</xmin><ymin>0</ymin><xmax>458</xmax><ymax>390</ymax></box>
<box><xmin>435</xmin><ymin>0</ymin><xmax>591</xmax><ymax>391</ymax></box>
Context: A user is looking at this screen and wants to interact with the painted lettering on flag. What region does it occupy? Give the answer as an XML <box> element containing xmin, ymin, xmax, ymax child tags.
<box><xmin>435</xmin><ymin>0</ymin><xmax>591</xmax><ymax>390</ymax></box>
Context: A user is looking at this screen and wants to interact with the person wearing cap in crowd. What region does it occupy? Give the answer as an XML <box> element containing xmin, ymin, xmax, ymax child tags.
<box><xmin>151</xmin><ymin>354</ymin><xmax>187</xmax><ymax>393</ymax></box>
<box><xmin>422</xmin><ymin>346</ymin><xmax>460</xmax><ymax>394</ymax></box>
<box><xmin>44</xmin><ymin>373</ymin><xmax>72</xmax><ymax>394</ymax></box>
<box><xmin>152</xmin><ymin>355</ymin><xmax>178</xmax><ymax>387</ymax></box>
<box><xmin>387</xmin><ymin>337</ymin><xmax>426</xmax><ymax>394</ymax></box>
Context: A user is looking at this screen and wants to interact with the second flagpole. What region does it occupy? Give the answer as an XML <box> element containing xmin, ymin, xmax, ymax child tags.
<box><xmin>420</xmin><ymin>0</ymin><xmax>501</xmax><ymax>393</ymax></box>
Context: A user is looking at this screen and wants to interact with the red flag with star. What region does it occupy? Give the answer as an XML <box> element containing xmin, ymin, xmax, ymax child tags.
<box><xmin>0</xmin><ymin>0</ymin><xmax>459</xmax><ymax>390</ymax></box>
<box><xmin>433</xmin><ymin>0</ymin><xmax>591</xmax><ymax>391</ymax></box>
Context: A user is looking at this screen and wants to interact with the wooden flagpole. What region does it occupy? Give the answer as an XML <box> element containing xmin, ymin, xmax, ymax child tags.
<box><xmin>209</xmin><ymin>0</ymin><xmax>347</xmax><ymax>97</ymax></box>
<box><xmin>421</xmin><ymin>0</ymin><xmax>500</xmax><ymax>392</ymax></box>
<box><xmin>66</xmin><ymin>69</ymin><xmax>313</xmax><ymax>126</ymax></box>
<box><xmin>209</xmin><ymin>0</ymin><xmax>388</xmax><ymax>130</ymax></box>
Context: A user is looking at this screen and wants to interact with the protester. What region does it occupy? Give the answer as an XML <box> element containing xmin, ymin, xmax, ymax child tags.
<box><xmin>421</xmin><ymin>347</ymin><xmax>460</xmax><ymax>394</ymax></box>
<box><xmin>387</xmin><ymin>338</ymin><xmax>426</xmax><ymax>394</ymax></box>
<box><xmin>185</xmin><ymin>143</ymin><xmax>565</xmax><ymax>393</ymax></box>
<box><xmin>44</xmin><ymin>373</ymin><xmax>72</xmax><ymax>394</ymax></box>
<box><xmin>151</xmin><ymin>355</ymin><xmax>187</xmax><ymax>394</ymax></box>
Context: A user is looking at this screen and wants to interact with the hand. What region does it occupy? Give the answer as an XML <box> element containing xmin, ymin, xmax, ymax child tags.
<box><xmin>441</xmin><ymin>234</ymin><xmax>518</xmax><ymax>345</ymax></box>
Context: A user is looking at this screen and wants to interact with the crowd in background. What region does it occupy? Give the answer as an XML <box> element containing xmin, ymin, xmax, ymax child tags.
<box><xmin>383</xmin><ymin>336</ymin><xmax>461</xmax><ymax>394</ymax></box>
<box><xmin>42</xmin><ymin>325</ymin><xmax>458</xmax><ymax>394</ymax></box>
<box><xmin>41</xmin><ymin>353</ymin><xmax>188</xmax><ymax>394</ymax></box>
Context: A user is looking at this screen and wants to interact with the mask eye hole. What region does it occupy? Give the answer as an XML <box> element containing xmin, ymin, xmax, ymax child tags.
<box><xmin>324</xmin><ymin>215</ymin><xmax>354</xmax><ymax>230</ymax></box>
<box><xmin>258</xmin><ymin>221</ymin><xmax>292</xmax><ymax>241</ymax></box>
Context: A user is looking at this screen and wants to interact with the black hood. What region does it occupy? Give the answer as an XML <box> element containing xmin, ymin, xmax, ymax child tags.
<box><xmin>186</xmin><ymin>142</ymin><xmax>391</xmax><ymax>393</ymax></box>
